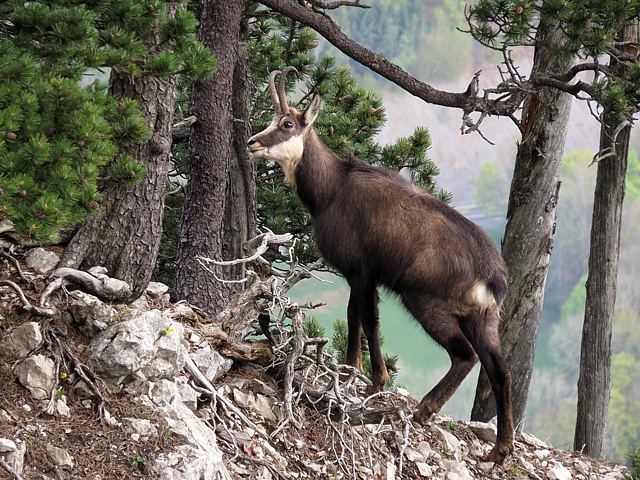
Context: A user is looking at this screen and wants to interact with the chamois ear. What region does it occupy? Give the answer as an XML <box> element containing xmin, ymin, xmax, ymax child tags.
<box><xmin>303</xmin><ymin>93</ymin><xmax>321</xmax><ymax>126</ymax></box>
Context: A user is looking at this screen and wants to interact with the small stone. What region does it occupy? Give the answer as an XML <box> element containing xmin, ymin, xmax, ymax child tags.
<box><xmin>520</xmin><ymin>432</ymin><xmax>549</xmax><ymax>448</ymax></box>
<box><xmin>123</xmin><ymin>418</ymin><xmax>158</xmax><ymax>440</ymax></box>
<box><xmin>0</xmin><ymin>438</ymin><xmax>17</xmax><ymax>453</ymax></box>
<box><xmin>25</xmin><ymin>248</ymin><xmax>59</xmax><ymax>274</ymax></box>
<box><xmin>416</xmin><ymin>462</ymin><xmax>432</xmax><ymax>477</ymax></box>
<box><xmin>0</xmin><ymin>322</ymin><xmax>43</xmax><ymax>362</ymax></box>
<box><xmin>433</xmin><ymin>425</ymin><xmax>462</xmax><ymax>460</ymax></box>
<box><xmin>468</xmin><ymin>421</ymin><xmax>497</xmax><ymax>443</ymax></box>
<box><xmin>478</xmin><ymin>462</ymin><xmax>494</xmax><ymax>471</ymax></box>
<box><xmin>129</xmin><ymin>295</ymin><xmax>150</xmax><ymax>313</ymax></box>
<box><xmin>386</xmin><ymin>461</ymin><xmax>397</xmax><ymax>480</ymax></box>
<box><xmin>21</xmin><ymin>404</ymin><xmax>31</xmax><ymax>412</ymax></box>
<box><xmin>67</xmin><ymin>290</ymin><xmax>118</xmax><ymax>336</ymax></box>
<box><xmin>131</xmin><ymin>433</ymin><xmax>140</xmax><ymax>441</ymax></box>
<box><xmin>519</xmin><ymin>457</ymin><xmax>541</xmax><ymax>480</ymax></box>
<box><xmin>189</xmin><ymin>346</ymin><xmax>232</xmax><ymax>383</ymax></box>
<box><xmin>103</xmin><ymin>410</ymin><xmax>121</xmax><ymax>427</ymax></box>
<box><xmin>146</xmin><ymin>281</ymin><xmax>169</xmax><ymax>298</ymax></box>
<box><xmin>14</xmin><ymin>354</ymin><xmax>56</xmax><ymax>400</ymax></box>
<box><xmin>534</xmin><ymin>449</ymin><xmax>551</xmax><ymax>460</ymax></box>
<box><xmin>175</xmin><ymin>377</ymin><xmax>199</xmax><ymax>411</ymax></box>
<box><xmin>404</xmin><ymin>447</ymin><xmax>425</xmax><ymax>463</ymax></box>
<box><xmin>417</xmin><ymin>441</ymin><xmax>433</xmax><ymax>459</ymax></box>
<box><xmin>548</xmin><ymin>462</ymin><xmax>572</xmax><ymax>480</ymax></box>
<box><xmin>4</xmin><ymin>440</ymin><xmax>26</xmax><ymax>476</ymax></box>
<box><xmin>46</xmin><ymin>443</ymin><xmax>74</xmax><ymax>468</ymax></box>
<box><xmin>55</xmin><ymin>396</ymin><xmax>70</xmax><ymax>417</ymax></box>
<box><xmin>444</xmin><ymin>459</ymin><xmax>473</xmax><ymax>480</ymax></box>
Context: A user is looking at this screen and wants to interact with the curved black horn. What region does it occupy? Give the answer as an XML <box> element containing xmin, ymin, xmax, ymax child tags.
<box><xmin>278</xmin><ymin>66</ymin><xmax>298</xmax><ymax>114</ymax></box>
<box><xmin>268</xmin><ymin>70</ymin><xmax>282</xmax><ymax>114</ymax></box>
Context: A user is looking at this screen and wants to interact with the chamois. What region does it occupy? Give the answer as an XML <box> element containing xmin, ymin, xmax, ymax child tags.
<box><xmin>248</xmin><ymin>67</ymin><xmax>514</xmax><ymax>463</ymax></box>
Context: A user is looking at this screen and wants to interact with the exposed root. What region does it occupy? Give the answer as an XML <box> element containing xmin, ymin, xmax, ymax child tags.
<box><xmin>0</xmin><ymin>456</ymin><xmax>23</xmax><ymax>480</ymax></box>
<box><xmin>0</xmin><ymin>250</ymin><xmax>33</xmax><ymax>287</ymax></box>
<box><xmin>0</xmin><ymin>280</ymin><xmax>57</xmax><ymax>317</ymax></box>
<box><xmin>49</xmin><ymin>267</ymin><xmax>132</xmax><ymax>303</ymax></box>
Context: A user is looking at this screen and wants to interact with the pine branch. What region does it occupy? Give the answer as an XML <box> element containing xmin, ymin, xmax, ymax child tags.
<box><xmin>306</xmin><ymin>0</ymin><xmax>370</xmax><ymax>9</ymax></box>
<box><xmin>258</xmin><ymin>0</ymin><xmax>524</xmax><ymax>117</ymax></box>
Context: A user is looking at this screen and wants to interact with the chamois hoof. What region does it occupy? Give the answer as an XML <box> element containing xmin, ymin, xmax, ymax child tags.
<box><xmin>412</xmin><ymin>406</ymin><xmax>436</xmax><ymax>426</ymax></box>
<box><xmin>484</xmin><ymin>442</ymin><xmax>513</xmax><ymax>465</ymax></box>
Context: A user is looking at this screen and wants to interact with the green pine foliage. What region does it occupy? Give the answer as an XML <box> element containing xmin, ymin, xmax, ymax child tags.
<box><xmin>627</xmin><ymin>448</ymin><xmax>640</xmax><ymax>479</ymax></box>
<box><xmin>0</xmin><ymin>0</ymin><xmax>214</xmax><ymax>243</ymax></box>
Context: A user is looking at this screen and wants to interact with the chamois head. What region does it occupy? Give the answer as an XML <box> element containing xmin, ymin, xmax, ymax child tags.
<box><xmin>248</xmin><ymin>67</ymin><xmax>321</xmax><ymax>184</ymax></box>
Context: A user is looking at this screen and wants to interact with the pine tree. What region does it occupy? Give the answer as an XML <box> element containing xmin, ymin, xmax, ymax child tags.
<box><xmin>0</xmin><ymin>0</ymin><xmax>214</xmax><ymax>247</ymax></box>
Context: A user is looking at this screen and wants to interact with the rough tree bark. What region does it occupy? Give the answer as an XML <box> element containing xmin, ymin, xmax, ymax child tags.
<box><xmin>175</xmin><ymin>0</ymin><xmax>256</xmax><ymax>316</ymax></box>
<box><xmin>574</xmin><ymin>21</ymin><xmax>638</xmax><ymax>459</ymax></box>
<box><xmin>471</xmin><ymin>19</ymin><xmax>574</xmax><ymax>429</ymax></box>
<box><xmin>61</xmin><ymin>72</ymin><xmax>176</xmax><ymax>301</ymax></box>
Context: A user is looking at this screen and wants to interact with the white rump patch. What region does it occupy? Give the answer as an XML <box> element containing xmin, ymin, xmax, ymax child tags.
<box><xmin>471</xmin><ymin>282</ymin><xmax>496</xmax><ymax>309</ymax></box>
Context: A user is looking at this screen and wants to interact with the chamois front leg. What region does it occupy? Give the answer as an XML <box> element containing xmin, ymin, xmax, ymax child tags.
<box><xmin>348</xmin><ymin>277</ymin><xmax>388</xmax><ymax>394</ymax></box>
<box><xmin>346</xmin><ymin>291</ymin><xmax>363</xmax><ymax>372</ymax></box>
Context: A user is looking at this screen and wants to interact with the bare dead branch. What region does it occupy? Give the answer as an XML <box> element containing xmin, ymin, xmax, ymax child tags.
<box><xmin>184</xmin><ymin>355</ymin><xmax>270</xmax><ymax>440</ymax></box>
<box><xmin>0</xmin><ymin>280</ymin><xmax>56</xmax><ymax>317</ymax></box>
<box><xmin>589</xmin><ymin>119</ymin><xmax>633</xmax><ymax>166</ymax></box>
<box><xmin>172</xmin><ymin>115</ymin><xmax>196</xmax><ymax>144</ymax></box>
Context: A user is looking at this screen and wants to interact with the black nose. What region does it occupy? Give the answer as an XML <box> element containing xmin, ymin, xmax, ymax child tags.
<box><xmin>248</xmin><ymin>138</ymin><xmax>257</xmax><ymax>146</ymax></box>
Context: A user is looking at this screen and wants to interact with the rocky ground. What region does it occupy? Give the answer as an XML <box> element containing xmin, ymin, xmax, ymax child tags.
<box><xmin>0</xmin><ymin>246</ymin><xmax>631</xmax><ymax>479</ymax></box>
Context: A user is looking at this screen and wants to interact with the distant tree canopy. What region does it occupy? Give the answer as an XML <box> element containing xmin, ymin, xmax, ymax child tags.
<box><xmin>315</xmin><ymin>0</ymin><xmax>483</xmax><ymax>86</ymax></box>
<box><xmin>0</xmin><ymin>0</ymin><xmax>214</xmax><ymax>242</ymax></box>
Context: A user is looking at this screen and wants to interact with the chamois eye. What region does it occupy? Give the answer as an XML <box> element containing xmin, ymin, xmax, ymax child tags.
<box><xmin>283</xmin><ymin>120</ymin><xmax>293</xmax><ymax>129</ymax></box>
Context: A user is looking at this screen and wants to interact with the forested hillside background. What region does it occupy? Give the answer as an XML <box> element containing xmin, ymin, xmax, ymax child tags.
<box><xmin>288</xmin><ymin>0</ymin><xmax>640</xmax><ymax>462</ymax></box>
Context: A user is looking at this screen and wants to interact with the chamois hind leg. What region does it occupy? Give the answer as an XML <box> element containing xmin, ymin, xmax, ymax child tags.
<box><xmin>347</xmin><ymin>275</ymin><xmax>388</xmax><ymax>393</ymax></box>
<box><xmin>404</xmin><ymin>296</ymin><xmax>478</xmax><ymax>425</ymax></box>
<box><xmin>460</xmin><ymin>310</ymin><xmax>514</xmax><ymax>464</ymax></box>
<box><xmin>346</xmin><ymin>291</ymin><xmax>363</xmax><ymax>372</ymax></box>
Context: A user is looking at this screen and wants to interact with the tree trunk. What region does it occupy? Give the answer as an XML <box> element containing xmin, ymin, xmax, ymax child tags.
<box><xmin>61</xmin><ymin>72</ymin><xmax>176</xmax><ymax>300</ymax></box>
<box><xmin>472</xmin><ymin>20</ymin><xmax>574</xmax><ymax>428</ymax></box>
<box><xmin>175</xmin><ymin>0</ymin><xmax>256</xmax><ymax>316</ymax></box>
<box><xmin>574</xmin><ymin>21</ymin><xmax>637</xmax><ymax>459</ymax></box>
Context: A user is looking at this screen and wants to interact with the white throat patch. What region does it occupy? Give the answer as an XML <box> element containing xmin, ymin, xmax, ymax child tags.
<box><xmin>268</xmin><ymin>134</ymin><xmax>305</xmax><ymax>188</ymax></box>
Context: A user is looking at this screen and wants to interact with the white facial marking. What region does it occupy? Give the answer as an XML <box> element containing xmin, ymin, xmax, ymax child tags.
<box><xmin>268</xmin><ymin>135</ymin><xmax>304</xmax><ymax>187</ymax></box>
<box><xmin>471</xmin><ymin>282</ymin><xmax>496</xmax><ymax>308</ymax></box>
